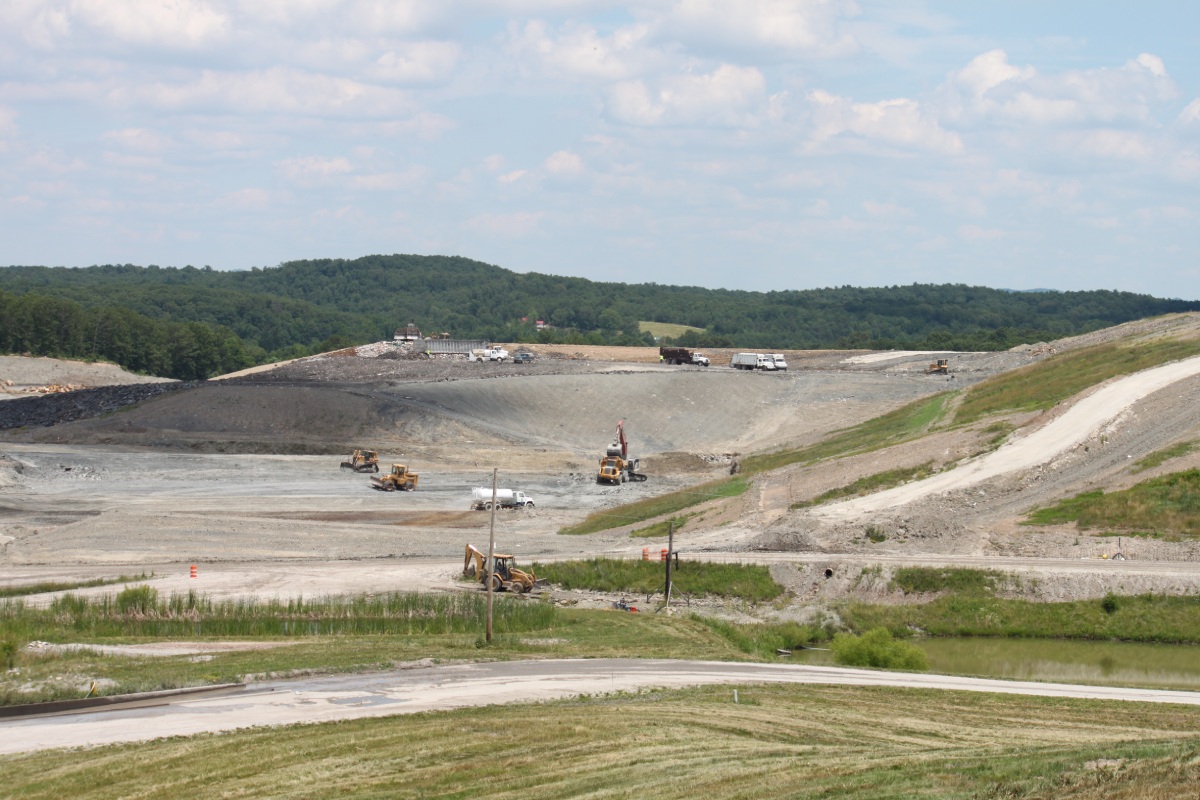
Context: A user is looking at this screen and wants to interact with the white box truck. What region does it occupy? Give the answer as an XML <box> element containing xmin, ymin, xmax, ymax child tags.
<box><xmin>470</xmin><ymin>488</ymin><xmax>535</xmax><ymax>510</ymax></box>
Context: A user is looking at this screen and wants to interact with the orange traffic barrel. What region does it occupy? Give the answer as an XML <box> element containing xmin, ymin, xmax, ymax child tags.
<box><xmin>642</xmin><ymin>547</ymin><xmax>649</xmax><ymax>561</ymax></box>
<box><xmin>660</xmin><ymin>548</ymin><xmax>668</xmax><ymax>562</ymax></box>
<box><xmin>190</xmin><ymin>564</ymin><xmax>197</xmax><ymax>579</ymax></box>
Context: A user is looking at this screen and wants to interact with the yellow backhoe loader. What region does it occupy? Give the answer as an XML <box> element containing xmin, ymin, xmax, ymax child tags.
<box><xmin>370</xmin><ymin>463</ymin><xmax>419</xmax><ymax>491</ymax></box>
<box><xmin>462</xmin><ymin>544</ymin><xmax>541</xmax><ymax>593</ymax></box>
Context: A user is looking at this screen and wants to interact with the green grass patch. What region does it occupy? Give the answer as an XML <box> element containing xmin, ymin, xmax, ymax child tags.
<box><xmin>630</xmin><ymin>514</ymin><xmax>693</xmax><ymax>538</ymax></box>
<box><xmin>1134</xmin><ymin>440</ymin><xmax>1198</xmax><ymax>472</ymax></box>
<box><xmin>0</xmin><ymin>573</ymin><xmax>153</xmax><ymax>599</ymax></box>
<box><xmin>1023</xmin><ymin>469</ymin><xmax>1200</xmax><ymax>538</ymax></box>
<box><xmin>533</xmin><ymin>558</ymin><xmax>783</xmax><ymax>603</ymax></box>
<box><xmin>639</xmin><ymin>320</ymin><xmax>704</xmax><ymax>338</ymax></box>
<box><xmin>955</xmin><ymin>338</ymin><xmax>1200</xmax><ymax>425</ymax></box>
<box><xmin>843</xmin><ymin>591</ymin><xmax>1200</xmax><ymax>643</ymax></box>
<box><xmin>6</xmin><ymin>683</ymin><xmax>1200</xmax><ymax>799</ymax></box>
<box><xmin>741</xmin><ymin>392</ymin><xmax>951</xmax><ymax>474</ymax></box>
<box><xmin>890</xmin><ymin>567</ymin><xmax>1007</xmax><ymax>596</ymax></box>
<box><xmin>559</xmin><ymin>476</ymin><xmax>747</xmax><ymax>535</ymax></box>
<box><xmin>791</xmin><ymin>461</ymin><xmax>937</xmax><ymax>509</ymax></box>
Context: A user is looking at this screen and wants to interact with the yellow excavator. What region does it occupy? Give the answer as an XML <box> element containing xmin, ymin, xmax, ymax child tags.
<box><xmin>597</xmin><ymin>421</ymin><xmax>648</xmax><ymax>484</ymax></box>
<box><xmin>370</xmin><ymin>463</ymin><xmax>419</xmax><ymax>491</ymax></box>
<box><xmin>462</xmin><ymin>544</ymin><xmax>540</xmax><ymax>593</ymax></box>
<box><xmin>926</xmin><ymin>359</ymin><xmax>949</xmax><ymax>374</ymax></box>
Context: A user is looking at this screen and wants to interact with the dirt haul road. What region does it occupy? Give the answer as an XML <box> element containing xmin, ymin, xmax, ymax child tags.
<box><xmin>6</xmin><ymin>658</ymin><xmax>1200</xmax><ymax>755</ymax></box>
<box><xmin>816</xmin><ymin>354</ymin><xmax>1200</xmax><ymax>520</ymax></box>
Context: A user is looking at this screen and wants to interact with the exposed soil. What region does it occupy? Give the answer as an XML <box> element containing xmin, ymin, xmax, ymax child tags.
<box><xmin>4</xmin><ymin>314</ymin><xmax>1200</xmax><ymax>611</ymax></box>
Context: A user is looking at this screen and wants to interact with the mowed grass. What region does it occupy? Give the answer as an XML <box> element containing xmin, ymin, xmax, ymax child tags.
<box><xmin>1023</xmin><ymin>469</ymin><xmax>1200</xmax><ymax>539</ymax></box>
<box><xmin>5</xmin><ymin>683</ymin><xmax>1200</xmax><ymax>799</ymax></box>
<box><xmin>741</xmin><ymin>392</ymin><xmax>951</xmax><ymax>474</ymax></box>
<box><xmin>559</xmin><ymin>476</ymin><xmax>748</xmax><ymax>535</ymax></box>
<box><xmin>638</xmin><ymin>320</ymin><xmax>704</xmax><ymax>338</ymax></box>
<box><xmin>955</xmin><ymin>337</ymin><xmax>1200</xmax><ymax>424</ymax></box>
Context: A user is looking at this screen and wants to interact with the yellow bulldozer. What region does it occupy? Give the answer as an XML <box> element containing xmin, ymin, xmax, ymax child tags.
<box><xmin>926</xmin><ymin>358</ymin><xmax>949</xmax><ymax>374</ymax></box>
<box><xmin>462</xmin><ymin>544</ymin><xmax>541</xmax><ymax>593</ymax></box>
<box><xmin>370</xmin><ymin>463</ymin><xmax>419</xmax><ymax>491</ymax></box>
<box><xmin>340</xmin><ymin>449</ymin><xmax>380</xmax><ymax>473</ymax></box>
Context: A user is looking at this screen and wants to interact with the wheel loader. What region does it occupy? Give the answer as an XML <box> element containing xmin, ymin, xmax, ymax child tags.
<box><xmin>462</xmin><ymin>544</ymin><xmax>542</xmax><ymax>593</ymax></box>
<box><xmin>340</xmin><ymin>449</ymin><xmax>380</xmax><ymax>473</ymax></box>
<box><xmin>370</xmin><ymin>463</ymin><xmax>419</xmax><ymax>491</ymax></box>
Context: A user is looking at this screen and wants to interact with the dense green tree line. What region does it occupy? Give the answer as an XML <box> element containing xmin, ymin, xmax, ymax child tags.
<box><xmin>0</xmin><ymin>290</ymin><xmax>254</xmax><ymax>380</ymax></box>
<box><xmin>3</xmin><ymin>256</ymin><xmax>1197</xmax><ymax>377</ymax></box>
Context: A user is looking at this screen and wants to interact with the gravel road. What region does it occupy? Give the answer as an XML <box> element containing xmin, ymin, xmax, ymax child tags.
<box><xmin>6</xmin><ymin>658</ymin><xmax>1200</xmax><ymax>755</ymax></box>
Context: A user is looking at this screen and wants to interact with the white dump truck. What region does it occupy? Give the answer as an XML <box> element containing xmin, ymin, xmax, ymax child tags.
<box><xmin>730</xmin><ymin>352</ymin><xmax>777</xmax><ymax>370</ymax></box>
<box><xmin>469</xmin><ymin>346</ymin><xmax>509</xmax><ymax>362</ymax></box>
<box><xmin>470</xmin><ymin>488</ymin><xmax>535</xmax><ymax>510</ymax></box>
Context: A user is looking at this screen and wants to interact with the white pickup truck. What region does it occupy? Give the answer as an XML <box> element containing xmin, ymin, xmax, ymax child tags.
<box><xmin>470</xmin><ymin>346</ymin><xmax>509</xmax><ymax>362</ymax></box>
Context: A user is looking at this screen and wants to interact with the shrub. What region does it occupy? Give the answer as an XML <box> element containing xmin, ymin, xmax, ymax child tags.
<box><xmin>116</xmin><ymin>585</ymin><xmax>159</xmax><ymax>615</ymax></box>
<box><xmin>830</xmin><ymin>628</ymin><xmax>928</xmax><ymax>671</ymax></box>
<box><xmin>1</xmin><ymin>639</ymin><xmax>19</xmax><ymax>670</ymax></box>
<box><xmin>1101</xmin><ymin>593</ymin><xmax>1120</xmax><ymax>614</ymax></box>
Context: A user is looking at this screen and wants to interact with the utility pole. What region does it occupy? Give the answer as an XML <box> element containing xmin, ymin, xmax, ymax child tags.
<box><xmin>486</xmin><ymin>468</ymin><xmax>497</xmax><ymax>643</ymax></box>
<box><xmin>665</xmin><ymin>519</ymin><xmax>674</xmax><ymax>607</ymax></box>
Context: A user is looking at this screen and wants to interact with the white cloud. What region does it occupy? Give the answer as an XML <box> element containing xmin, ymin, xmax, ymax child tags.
<box><xmin>505</xmin><ymin>19</ymin><xmax>653</xmax><ymax>81</ymax></box>
<box><xmin>103</xmin><ymin>127</ymin><xmax>173</xmax><ymax>153</ymax></box>
<box><xmin>940</xmin><ymin>49</ymin><xmax>1178</xmax><ymax>127</ymax></box>
<box><xmin>656</xmin><ymin>0</ymin><xmax>859</xmax><ymax>57</ymax></box>
<box><xmin>545</xmin><ymin>150</ymin><xmax>584</xmax><ymax>176</ymax></box>
<box><xmin>1179</xmin><ymin>99</ymin><xmax>1200</xmax><ymax>126</ymax></box>
<box><xmin>808</xmin><ymin>89</ymin><xmax>963</xmax><ymax>154</ymax></box>
<box><xmin>607</xmin><ymin>64</ymin><xmax>768</xmax><ymax>126</ymax></box>
<box><xmin>71</xmin><ymin>0</ymin><xmax>230</xmax><ymax>48</ymax></box>
<box><xmin>278</xmin><ymin>155</ymin><xmax>353</xmax><ymax>185</ymax></box>
<box><xmin>349</xmin><ymin>168</ymin><xmax>424</xmax><ymax>190</ymax></box>
<box><xmin>372</xmin><ymin>41</ymin><xmax>460</xmax><ymax>84</ymax></box>
<box><xmin>1073</xmin><ymin>130</ymin><xmax>1153</xmax><ymax>161</ymax></box>
<box><xmin>111</xmin><ymin>67</ymin><xmax>413</xmax><ymax>117</ymax></box>
<box><xmin>498</xmin><ymin>170</ymin><xmax>527</xmax><ymax>184</ymax></box>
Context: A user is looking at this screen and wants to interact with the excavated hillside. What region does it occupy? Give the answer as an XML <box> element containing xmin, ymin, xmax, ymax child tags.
<box><xmin>4</xmin><ymin>314</ymin><xmax>1200</xmax><ymax>608</ymax></box>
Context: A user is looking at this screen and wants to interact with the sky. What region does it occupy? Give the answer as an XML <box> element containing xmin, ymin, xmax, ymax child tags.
<box><xmin>1</xmin><ymin>1</ymin><xmax>1198</xmax><ymax>297</ymax></box>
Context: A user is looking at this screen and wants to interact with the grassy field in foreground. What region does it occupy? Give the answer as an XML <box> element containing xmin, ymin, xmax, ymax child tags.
<box><xmin>533</xmin><ymin>558</ymin><xmax>784</xmax><ymax>603</ymax></box>
<box><xmin>5</xmin><ymin>684</ymin><xmax>1200</xmax><ymax>799</ymax></box>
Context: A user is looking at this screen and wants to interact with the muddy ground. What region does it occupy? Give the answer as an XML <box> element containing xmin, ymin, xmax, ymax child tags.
<box><xmin>4</xmin><ymin>316</ymin><xmax>1200</xmax><ymax>613</ymax></box>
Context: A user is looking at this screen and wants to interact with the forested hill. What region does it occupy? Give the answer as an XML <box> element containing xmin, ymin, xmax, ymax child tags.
<box><xmin>2</xmin><ymin>254</ymin><xmax>1197</xmax><ymax>379</ymax></box>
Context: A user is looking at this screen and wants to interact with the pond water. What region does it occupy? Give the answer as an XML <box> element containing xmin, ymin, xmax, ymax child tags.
<box><xmin>790</xmin><ymin>637</ymin><xmax>1200</xmax><ymax>691</ymax></box>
